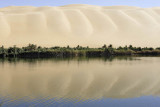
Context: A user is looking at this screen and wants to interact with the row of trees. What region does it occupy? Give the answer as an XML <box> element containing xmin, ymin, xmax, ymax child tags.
<box><xmin>0</xmin><ymin>44</ymin><xmax>160</xmax><ymax>58</ymax></box>
<box><xmin>102</xmin><ymin>44</ymin><xmax>156</xmax><ymax>51</ymax></box>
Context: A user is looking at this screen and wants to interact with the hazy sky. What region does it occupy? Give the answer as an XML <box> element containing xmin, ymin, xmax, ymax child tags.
<box><xmin>0</xmin><ymin>0</ymin><xmax>159</xmax><ymax>8</ymax></box>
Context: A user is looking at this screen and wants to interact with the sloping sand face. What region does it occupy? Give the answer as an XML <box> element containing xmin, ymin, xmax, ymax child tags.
<box><xmin>0</xmin><ymin>4</ymin><xmax>160</xmax><ymax>47</ymax></box>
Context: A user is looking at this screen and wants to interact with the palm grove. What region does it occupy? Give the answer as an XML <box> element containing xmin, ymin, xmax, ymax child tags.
<box><xmin>0</xmin><ymin>44</ymin><xmax>160</xmax><ymax>58</ymax></box>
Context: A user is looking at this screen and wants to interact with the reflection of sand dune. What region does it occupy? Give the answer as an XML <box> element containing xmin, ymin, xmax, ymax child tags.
<box><xmin>0</xmin><ymin>5</ymin><xmax>160</xmax><ymax>47</ymax></box>
<box><xmin>0</xmin><ymin>57</ymin><xmax>160</xmax><ymax>99</ymax></box>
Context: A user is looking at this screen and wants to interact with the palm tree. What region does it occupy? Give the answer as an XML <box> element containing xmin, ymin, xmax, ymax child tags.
<box><xmin>67</xmin><ymin>45</ymin><xmax>70</xmax><ymax>49</ymax></box>
<box><xmin>129</xmin><ymin>45</ymin><xmax>133</xmax><ymax>50</ymax></box>
<box><xmin>76</xmin><ymin>45</ymin><xmax>80</xmax><ymax>49</ymax></box>
<box><xmin>102</xmin><ymin>44</ymin><xmax>107</xmax><ymax>49</ymax></box>
<box><xmin>1</xmin><ymin>46</ymin><xmax>6</xmax><ymax>57</ymax></box>
<box><xmin>108</xmin><ymin>44</ymin><xmax>113</xmax><ymax>48</ymax></box>
<box><xmin>27</xmin><ymin>44</ymin><xmax>37</xmax><ymax>51</ymax></box>
<box><xmin>13</xmin><ymin>45</ymin><xmax>17</xmax><ymax>57</ymax></box>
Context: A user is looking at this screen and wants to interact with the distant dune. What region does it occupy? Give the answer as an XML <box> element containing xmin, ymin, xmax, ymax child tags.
<box><xmin>0</xmin><ymin>4</ymin><xmax>160</xmax><ymax>47</ymax></box>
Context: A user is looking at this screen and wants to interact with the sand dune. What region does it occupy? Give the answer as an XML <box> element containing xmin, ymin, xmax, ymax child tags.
<box><xmin>0</xmin><ymin>4</ymin><xmax>160</xmax><ymax>47</ymax></box>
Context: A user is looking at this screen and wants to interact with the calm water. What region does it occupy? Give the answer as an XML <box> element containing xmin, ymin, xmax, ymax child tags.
<box><xmin>0</xmin><ymin>57</ymin><xmax>160</xmax><ymax>107</ymax></box>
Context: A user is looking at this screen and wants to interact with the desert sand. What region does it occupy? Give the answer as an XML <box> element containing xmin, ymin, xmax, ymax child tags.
<box><xmin>0</xmin><ymin>4</ymin><xmax>160</xmax><ymax>47</ymax></box>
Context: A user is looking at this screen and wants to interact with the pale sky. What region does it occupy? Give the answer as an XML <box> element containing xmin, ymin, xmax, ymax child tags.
<box><xmin>0</xmin><ymin>0</ymin><xmax>159</xmax><ymax>8</ymax></box>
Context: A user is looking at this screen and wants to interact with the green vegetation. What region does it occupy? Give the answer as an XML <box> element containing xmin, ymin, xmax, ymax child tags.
<box><xmin>0</xmin><ymin>44</ymin><xmax>160</xmax><ymax>58</ymax></box>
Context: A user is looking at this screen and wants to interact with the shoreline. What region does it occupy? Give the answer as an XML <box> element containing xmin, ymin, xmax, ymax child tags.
<box><xmin>0</xmin><ymin>44</ymin><xmax>160</xmax><ymax>58</ymax></box>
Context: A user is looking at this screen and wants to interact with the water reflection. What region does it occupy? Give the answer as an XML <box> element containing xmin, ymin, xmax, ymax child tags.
<box><xmin>0</xmin><ymin>57</ymin><xmax>160</xmax><ymax>106</ymax></box>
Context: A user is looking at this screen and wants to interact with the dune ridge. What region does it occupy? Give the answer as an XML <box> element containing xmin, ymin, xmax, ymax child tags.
<box><xmin>0</xmin><ymin>4</ymin><xmax>160</xmax><ymax>47</ymax></box>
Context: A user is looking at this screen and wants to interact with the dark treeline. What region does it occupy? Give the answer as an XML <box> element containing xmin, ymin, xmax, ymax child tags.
<box><xmin>0</xmin><ymin>44</ymin><xmax>160</xmax><ymax>58</ymax></box>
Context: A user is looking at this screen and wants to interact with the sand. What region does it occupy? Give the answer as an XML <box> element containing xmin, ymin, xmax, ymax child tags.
<box><xmin>0</xmin><ymin>4</ymin><xmax>160</xmax><ymax>47</ymax></box>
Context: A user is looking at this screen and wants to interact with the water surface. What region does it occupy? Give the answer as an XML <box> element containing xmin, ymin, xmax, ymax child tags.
<box><xmin>0</xmin><ymin>57</ymin><xmax>160</xmax><ymax>107</ymax></box>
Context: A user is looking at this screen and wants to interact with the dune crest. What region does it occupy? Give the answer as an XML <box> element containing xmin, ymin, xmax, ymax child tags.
<box><xmin>0</xmin><ymin>5</ymin><xmax>160</xmax><ymax>47</ymax></box>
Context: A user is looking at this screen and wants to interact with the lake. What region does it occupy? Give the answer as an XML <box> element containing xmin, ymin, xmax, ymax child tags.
<box><xmin>0</xmin><ymin>57</ymin><xmax>160</xmax><ymax>107</ymax></box>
